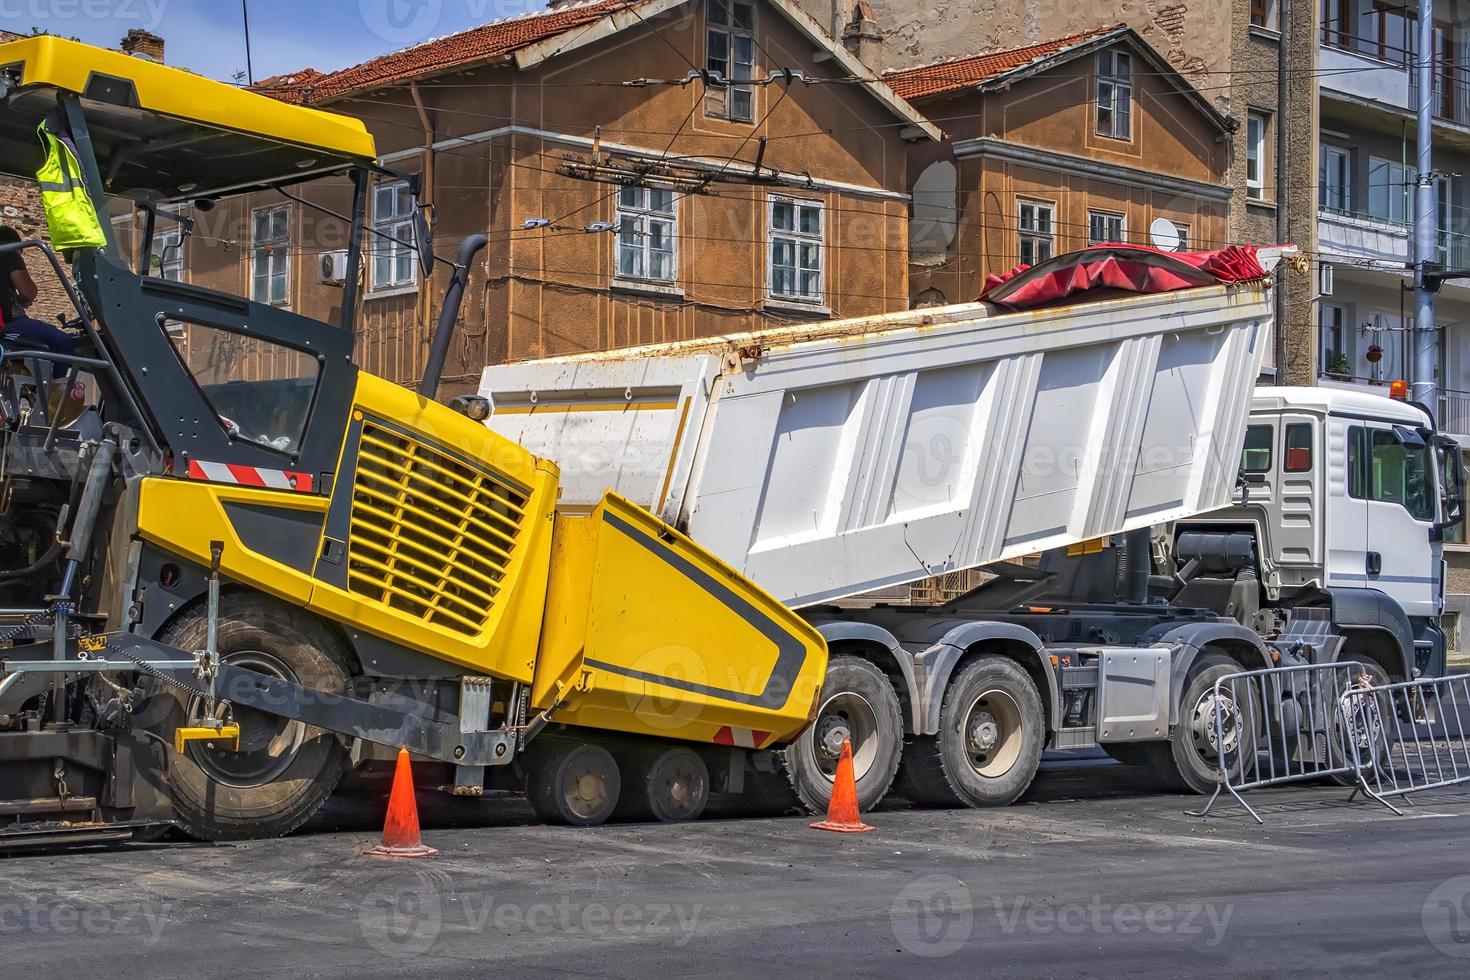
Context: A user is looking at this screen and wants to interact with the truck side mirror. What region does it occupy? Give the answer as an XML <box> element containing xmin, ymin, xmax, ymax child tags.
<box><xmin>414</xmin><ymin>201</ymin><xmax>434</xmax><ymax>279</ymax></box>
<box><xmin>1434</xmin><ymin>437</ymin><xmax>1465</xmax><ymax>530</ymax></box>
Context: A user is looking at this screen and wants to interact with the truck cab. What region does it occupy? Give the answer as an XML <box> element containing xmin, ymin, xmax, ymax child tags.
<box><xmin>1176</xmin><ymin>386</ymin><xmax>1465</xmax><ymax>680</ymax></box>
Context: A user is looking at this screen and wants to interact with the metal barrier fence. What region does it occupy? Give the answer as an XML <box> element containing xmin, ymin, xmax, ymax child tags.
<box><xmin>1189</xmin><ymin>662</ymin><xmax>1373</xmax><ymax>824</ymax></box>
<box><xmin>1343</xmin><ymin>674</ymin><xmax>1470</xmax><ymax>814</ymax></box>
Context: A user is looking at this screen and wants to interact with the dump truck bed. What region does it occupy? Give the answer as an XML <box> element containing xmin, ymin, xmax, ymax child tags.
<box><xmin>481</xmin><ymin>253</ymin><xmax>1280</xmax><ymax>607</ymax></box>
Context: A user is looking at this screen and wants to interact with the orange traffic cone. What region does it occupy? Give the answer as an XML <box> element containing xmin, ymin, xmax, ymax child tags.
<box><xmin>809</xmin><ymin>738</ymin><xmax>874</xmax><ymax>833</ymax></box>
<box><xmin>366</xmin><ymin>747</ymin><xmax>438</xmax><ymax>858</ymax></box>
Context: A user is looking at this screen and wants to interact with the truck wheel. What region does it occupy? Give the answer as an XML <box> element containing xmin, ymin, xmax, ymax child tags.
<box><xmin>156</xmin><ymin>595</ymin><xmax>352</xmax><ymax>841</ymax></box>
<box><xmin>1328</xmin><ymin>659</ymin><xmax>1392</xmax><ymax>785</ymax></box>
<box><xmin>614</xmin><ymin>746</ymin><xmax>709</xmax><ymax>823</ymax></box>
<box><xmin>898</xmin><ymin>657</ymin><xmax>1045</xmax><ymax>808</ymax></box>
<box><xmin>779</xmin><ymin>656</ymin><xmax>903</xmax><ymax>815</ymax></box>
<box><xmin>1145</xmin><ymin>652</ymin><xmax>1257</xmax><ymax>794</ymax></box>
<box><xmin>526</xmin><ymin>739</ymin><xmax>621</xmax><ymax>826</ymax></box>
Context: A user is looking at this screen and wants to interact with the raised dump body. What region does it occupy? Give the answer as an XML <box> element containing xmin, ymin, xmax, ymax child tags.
<box><xmin>481</xmin><ymin>249</ymin><xmax>1283</xmax><ymax>607</ymax></box>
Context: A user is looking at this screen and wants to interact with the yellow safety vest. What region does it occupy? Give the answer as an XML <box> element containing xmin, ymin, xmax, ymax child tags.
<box><xmin>35</xmin><ymin>122</ymin><xmax>107</xmax><ymax>251</ymax></box>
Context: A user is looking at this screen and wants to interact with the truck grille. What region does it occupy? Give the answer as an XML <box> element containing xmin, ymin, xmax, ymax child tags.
<box><xmin>347</xmin><ymin>419</ymin><xmax>528</xmax><ymax>635</ymax></box>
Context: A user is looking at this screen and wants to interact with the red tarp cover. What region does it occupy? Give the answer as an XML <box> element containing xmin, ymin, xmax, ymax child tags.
<box><xmin>980</xmin><ymin>244</ymin><xmax>1270</xmax><ymax>309</ymax></box>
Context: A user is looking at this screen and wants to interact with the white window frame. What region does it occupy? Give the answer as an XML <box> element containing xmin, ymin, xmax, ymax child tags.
<box><xmin>1017</xmin><ymin>198</ymin><xmax>1055</xmax><ymax>266</ymax></box>
<box><xmin>1087</xmin><ymin>208</ymin><xmax>1126</xmax><ymax>245</ymax></box>
<box><xmin>1095</xmin><ymin>50</ymin><xmax>1133</xmax><ymax>140</ymax></box>
<box><xmin>616</xmin><ymin>185</ymin><xmax>679</xmax><ymax>285</ymax></box>
<box><xmin>1320</xmin><ymin>145</ymin><xmax>1354</xmax><ymax>214</ymax></box>
<box><xmin>767</xmin><ymin>196</ymin><xmax>824</xmax><ymax>305</ymax></box>
<box><xmin>1366</xmin><ymin>154</ymin><xmax>1405</xmax><ymax>222</ymax></box>
<box><xmin>370</xmin><ymin>180</ymin><xmax>418</xmax><ymax>294</ymax></box>
<box><xmin>1172</xmin><ymin>222</ymin><xmax>1191</xmax><ymax>251</ymax></box>
<box><xmin>706</xmin><ymin>0</ymin><xmax>756</xmax><ymax>123</ymax></box>
<box><xmin>250</xmin><ymin>204</ymin><xmax>291</xmax><ymax>308</ymax></box>
<box><xmin>1246</xmin><ymin>112</ymin><xmax>1268</xmax><ymax>200</ymax></box>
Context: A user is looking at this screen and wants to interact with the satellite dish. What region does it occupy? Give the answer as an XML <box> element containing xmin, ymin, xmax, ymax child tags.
<box><xmin>1149</xmin><ymin>217</ymin><xmax>1181</xmax><ymax>252</ymax></box>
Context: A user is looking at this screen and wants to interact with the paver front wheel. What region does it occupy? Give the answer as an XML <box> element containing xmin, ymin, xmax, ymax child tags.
<box><xmin>155</xmin><ymin>595</ymin><xmax>351</xmax><ymax>841</ymax></box>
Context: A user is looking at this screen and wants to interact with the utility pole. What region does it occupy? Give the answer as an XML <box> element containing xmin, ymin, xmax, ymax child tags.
<box><xmin>242</xmin><ymin>0</ymin><xmax>255</xmax><ymax>86</ymax></box>
<box><xmin>1412</xmin><ymin>0</ymin><xmax>1437</xmax><ymax>411</ymax></box>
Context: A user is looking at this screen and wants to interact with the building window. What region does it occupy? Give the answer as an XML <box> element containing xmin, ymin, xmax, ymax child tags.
<box><xmin>1320</xmin><ymin>145</ymin><xmax>1352</xmax><ymax>214</ymax></box>
<box><xmin>1088</xmin><ymin>209</ymin><xmax>1126</xmax><ymax>245</ymax></box>
<box><xmin>1371</xmin><ymin>1</ymin><xmax>1413</xmax><ymax>65</ymax></box>
<box><xmin>617</xmin><ymin>185</ymin><xmax>677</xmax><ymax>283</ymax></box>
<box><xmin>768</xmin><ymin>197</ymin><xmax>822</xmax><ymax>303</ymax></box>
<box><xmin>1366</xmin><ymin>155</ymin><xmax>1407</xmax><ymax>222</ymax></box>
<box><xmin>1251</xmin><ymin>0</ymin><xmax>1278</xmax><ymax>31</ymax></box>
<box><xmin>707</xmin><ymin>0</ymin><xmax>755</xmax><ymax>123</ymax></box>
<box><xmin>1246</xmin><ymin>112</ymin><xmax>1268</xmax><ymax>201</ymax></box>
<box><xmin>1321</xmin><ymin>0</ymin><xmax>1351</xmax><ymax>49</ymax></box>
<box><xmin>1320</xmin><ymin>302</ymin><xmax>1348</xmax><ymax>376</ymax></box>
<box><xmin>1172</xmin><ymin>222</ymin><xmax>1190</xmax><ymax>251</ymax></box>
<box><xmin>250</xmin><ymin>205</ymin><xmax>290</xmax><ymax>307</ymax></box>
<box><xmin>371</xmin><ymin>180</ymin><xmax>417</xmax><ymax>292</ymax></box>
<box><xmin>1095</xmin><ymin>50</ymin><xmax>1132</xmax><ymax>140</ymax></box>
<box><xmin>1018</xmin><ymin>199</ymin><xmax>1055</xmax><ymax>266</ymax></box>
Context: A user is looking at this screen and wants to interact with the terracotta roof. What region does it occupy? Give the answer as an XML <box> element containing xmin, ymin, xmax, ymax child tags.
<box><xmin>883</xmin><ymin>25</ymin><xmax>1123</xmax><ymax>101</ymax></box>
<box><xmin>0</xmin><ymin>31</ymin><xmax>25</xmax><ymax>42</ymax></box>
<box><xmin>283</xmin><ymin>0</ymin><xmax>645</xmax><ymax>105</ymax></box>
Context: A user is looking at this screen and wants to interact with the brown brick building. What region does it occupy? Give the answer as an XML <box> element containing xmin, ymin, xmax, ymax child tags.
<box><xmin>159</xmin><ymin>0</ymin><xmax>936</xmax><ymax>392</ymax></box>
<box><xmin>884</xmin><ymin>27</ymin><xmax>1234</xmax><ymax>308</ymax></box>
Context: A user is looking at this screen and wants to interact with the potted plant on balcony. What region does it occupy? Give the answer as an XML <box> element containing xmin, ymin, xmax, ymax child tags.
<box><xmin>1326</xmin><ymin>352</ymin><xmax>1352</xmax><ymax>381</ymax></box>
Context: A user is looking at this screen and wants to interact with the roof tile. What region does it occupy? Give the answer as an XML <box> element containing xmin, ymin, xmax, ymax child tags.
<box><xmin>883</xmin><ymin>25</ymin><xmax>1122</xmax><ymax>101</ymax></box>
<box><xmin>277</xmin><ymin>0</ymin><xmax>644</xmax><ymax>105</ymax></box>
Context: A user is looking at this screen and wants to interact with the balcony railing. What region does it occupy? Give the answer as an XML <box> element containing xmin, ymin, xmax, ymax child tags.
<box><xmin>1320</xmin><ymin>27</ymin><xmax>1470</xmax><ymax>126</ymax></box>
<box><xmin>1318</xmin><ymin>206</ymin><xmax>1470</xmax><ymax>271</ymax></box>
<box><xmin>1442</xmin><ymin>388</ymin><xmax>1470</xmax><ymax>438</ymax></box>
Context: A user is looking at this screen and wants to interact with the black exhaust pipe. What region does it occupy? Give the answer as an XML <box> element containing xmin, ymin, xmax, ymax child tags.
<box><xmin>418</xmin><ymin>233</ymin><xmax>488</xmax><ymax>401</ymax></box>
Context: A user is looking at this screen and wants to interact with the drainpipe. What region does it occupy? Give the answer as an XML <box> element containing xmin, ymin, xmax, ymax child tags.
<box><xmin>1274</xmin><ymin>0</ymin><xmax>1289</xmax><ymax>383</ymax></box>
<box><xmin>410</xmin><ymin>81</ymin><xmax>438</xmax><ymax>377</ymax></box>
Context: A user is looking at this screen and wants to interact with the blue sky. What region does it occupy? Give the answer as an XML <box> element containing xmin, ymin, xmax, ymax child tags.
<box><xmin>9</xmin><ymin>0</ymin><xmax>553</xmax><ymax>82</ymax></box>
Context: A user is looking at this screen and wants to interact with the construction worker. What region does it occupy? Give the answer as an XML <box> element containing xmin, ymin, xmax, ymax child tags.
<box><xmin>0</xmin><ymin>225</ymin><xmax>78</xmax><ymax>371</ymax></box>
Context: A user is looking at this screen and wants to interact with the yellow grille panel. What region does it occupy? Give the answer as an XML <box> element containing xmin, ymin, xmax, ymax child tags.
<box><xmin>348</xmin><ymin>419</ymin><xmax>529</xmax><ymax>635</ymax></box>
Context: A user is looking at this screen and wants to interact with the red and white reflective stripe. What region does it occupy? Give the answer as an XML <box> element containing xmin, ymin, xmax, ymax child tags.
<box><xmin>712</xmin><ymin>726</ymin><xmax>770</xmax><ymax>750</ymax></box>
<box><xmin>186</xmin><ymin>459</ymin><xmax>314</xmax><ymax>493</ymax></box>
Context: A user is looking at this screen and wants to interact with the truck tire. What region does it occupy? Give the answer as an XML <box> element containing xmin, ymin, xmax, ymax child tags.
<box><xmin>525</xmin><ymin>739</ymin><xmax>621</xmax><ymax>826</ymax></box>
<box><xmin>155</xmin><ymin>594</ymin><xmax>352</xmax><ymax>841</ymax></box>
<box><xmin>613</xmin><ymin>745</ymin><xmax>709</xmax><ymax>823</ymax></box>
<box><xmin>897</xmin><ymin>657</ymin><xmax>1045</xmax><ymax>808</ymax></box>
<box><xmin>778</xmin><ymin>656</ymin><xmax>903</xmax><ymax>815</ymax></box>
<box><xmin>1140</xmin><ymin>652</ymin><xmax>1257</xmax><ymax>794</ymax></box>
<box><xmin>1328</xmin><ymin>659</ymin><xmax>1392</xmax><ymax>785</ymax></box>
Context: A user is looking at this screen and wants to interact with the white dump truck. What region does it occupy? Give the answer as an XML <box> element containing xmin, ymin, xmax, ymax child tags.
<box><xmin>480</xmin><ymin>246</ymin><xmax>1464</xmax><ymax>813</ymax></box>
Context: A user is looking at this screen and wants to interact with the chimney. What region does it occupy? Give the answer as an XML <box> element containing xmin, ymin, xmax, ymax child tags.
<box><xmin>841</xmin><ymin>2</ymin><xmax>882</xmax><ymax>74</ymax></box>
<box><xmin>120</xmin><ymin>29</ymin><xmax>165</xmax><ymax>63</ymax></box>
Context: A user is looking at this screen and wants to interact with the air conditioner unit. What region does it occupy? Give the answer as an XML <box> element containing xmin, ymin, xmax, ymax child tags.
<box><xmin>319</xmin><ymin>250</ymin><xmax>349</xmax><ymax>285</ymax></box>
<box><xmin>1320</xmin><ymin>262</ymin><xmax>1334</xmax><ymax>297</ymax></box>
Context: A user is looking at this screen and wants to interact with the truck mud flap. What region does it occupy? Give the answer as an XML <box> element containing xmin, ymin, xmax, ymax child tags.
<box><xmin>531</xmin><ymin>492</ymin><xmax>827</xmax><ymax>748</ymax></box>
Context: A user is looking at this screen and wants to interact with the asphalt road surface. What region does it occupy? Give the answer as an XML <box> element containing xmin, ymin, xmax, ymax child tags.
<box><xmin>3</xmin><ymin>753</ymin><xmax>1469</xmax><ymax>978</ymax></box>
